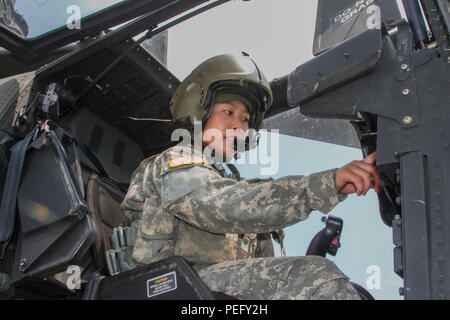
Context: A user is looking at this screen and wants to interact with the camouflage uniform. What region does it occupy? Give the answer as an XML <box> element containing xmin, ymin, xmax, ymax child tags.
<box><xmin>121</xmin><ymin>144</ymin><xmax>360</xmax><ymax>300</ymax></box>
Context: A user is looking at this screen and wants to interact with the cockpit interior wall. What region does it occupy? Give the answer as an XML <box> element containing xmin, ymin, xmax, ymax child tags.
<box><xmin>57</xmin><ymin>108</ymin><xmax>144</xmax><ymax>184</ymax></box>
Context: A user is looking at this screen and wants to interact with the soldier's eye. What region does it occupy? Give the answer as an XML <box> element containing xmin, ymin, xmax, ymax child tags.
<box><xmin>224</xmin><ymin>110</ymin><xmax>232</xmax><ymax>115</ymax></box>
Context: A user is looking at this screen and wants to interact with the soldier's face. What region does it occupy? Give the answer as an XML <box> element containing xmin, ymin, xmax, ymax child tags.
<box><xmin>202</xmin><ymin>100</ymin><xmax>250</xmax><ymax>158</ymax></box>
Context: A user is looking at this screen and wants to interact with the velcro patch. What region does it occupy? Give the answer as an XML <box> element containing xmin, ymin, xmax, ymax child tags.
<box><xmin>169</xmin><ymin>155</ymin><xmax>205</xmax><ymax>168</ymax></box>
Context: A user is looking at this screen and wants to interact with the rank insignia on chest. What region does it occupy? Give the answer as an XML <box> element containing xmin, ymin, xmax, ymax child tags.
<box><xmin>169</xmin><ymin>155</ymin><xmax>206</xmax><ymax>168</ymax></box>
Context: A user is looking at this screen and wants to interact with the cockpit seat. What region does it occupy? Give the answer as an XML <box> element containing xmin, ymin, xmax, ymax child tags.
<box><xmin>85</xmin><ymin>173</ymin><xmax>128</xmax><ymax>271</ymax></box>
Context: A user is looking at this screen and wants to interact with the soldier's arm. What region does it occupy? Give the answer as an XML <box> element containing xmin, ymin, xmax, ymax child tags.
<box><xmin>160</xmin><ymin>162</ymin><xmax>345</xmax><ymax>234</ymax></box>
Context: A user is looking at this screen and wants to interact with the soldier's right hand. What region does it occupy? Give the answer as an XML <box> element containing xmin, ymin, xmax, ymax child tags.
<box><xmin>335</xmin><ymin>152</ymin><xmax>380</xmax><ymax>196</ymax></box>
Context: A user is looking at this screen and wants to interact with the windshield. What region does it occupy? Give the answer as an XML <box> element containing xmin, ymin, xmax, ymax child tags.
<box><xmin>0</xmin><ymin>0</ymin><xmax>124</xmax><ymax>39</ymax></box>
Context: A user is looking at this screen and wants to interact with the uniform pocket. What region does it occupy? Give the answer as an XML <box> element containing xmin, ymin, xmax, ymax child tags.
<box><xmin>132</xmin><ymin>197</ymin><xmax>174</xmax><ymax>264</ymax></box>
<box><xmin>140</xmin><ymin>231</ymin><xmax>172</xmax><ymax>256</ymax></box>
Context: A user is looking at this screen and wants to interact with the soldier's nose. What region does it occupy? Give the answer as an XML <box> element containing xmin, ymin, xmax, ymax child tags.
<box><xmin>230</xmin><ymin>117</ymin><xmax>241</xmax><ymax>130</ymax></box>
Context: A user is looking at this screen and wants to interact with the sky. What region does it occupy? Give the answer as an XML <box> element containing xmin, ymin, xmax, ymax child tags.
<box><xmin>8</xmin><ymin>0</ymin><xmax>404</xmax><ymax>299</ymax></box>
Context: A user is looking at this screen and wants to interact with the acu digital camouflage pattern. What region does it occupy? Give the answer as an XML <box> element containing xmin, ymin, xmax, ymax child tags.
<box><xmin>121</xmin><ymin>144</ymin><xmax>359</xmax><ymax>299</ymax></box>
<box><xmin>197</xmin><ymin>256</ymin><xmax>360</xmax><ymax>300</ymax></box>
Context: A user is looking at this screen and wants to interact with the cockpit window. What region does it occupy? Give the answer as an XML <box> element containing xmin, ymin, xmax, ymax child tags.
<box><xmin>0</xmin><ymin>0</ymin><xmax>124</xmax><ymax>39</ymax></box>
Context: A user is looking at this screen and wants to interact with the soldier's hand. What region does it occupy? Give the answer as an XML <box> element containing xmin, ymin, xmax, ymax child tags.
<box><xmin>335</xmin><ymin>152</ymin><xmax>380</xmax><ymax>196</ymax></box>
